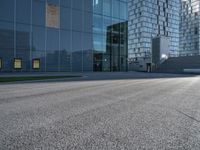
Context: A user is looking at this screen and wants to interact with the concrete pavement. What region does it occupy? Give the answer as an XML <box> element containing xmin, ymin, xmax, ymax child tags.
<box><xmin>0</xmin><ymin>72</ymin><xmax>200</xmax><ymax>149</ymax></box>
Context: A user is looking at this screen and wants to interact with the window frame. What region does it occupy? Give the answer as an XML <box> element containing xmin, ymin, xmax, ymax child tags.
<box><xmin>13</xmin><ymin>58</ymin><xmax>22</xmax><ymax>69</ymax></box>
<box><xmin>0</xmin><ymin>58</ymin><xmax>2</xmax><ymax>70</ymax></box>
<box><xmin>32</xmin><ymin>58</ymin><xmax>40</xmax><ymax>69</ymax></box>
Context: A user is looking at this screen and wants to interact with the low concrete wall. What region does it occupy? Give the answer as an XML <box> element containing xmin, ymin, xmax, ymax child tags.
<box><xmin>183</xmin><ymin>69</ymin><xmax>200</xmax><ymax>73</ymax></box>
<box><xmin>156</xmin><ymin>56</ymin><xmax>200</xmax><ymax>73</ymax></box>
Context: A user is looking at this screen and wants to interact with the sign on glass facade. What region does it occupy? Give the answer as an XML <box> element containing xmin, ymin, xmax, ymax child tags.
<box><xmin>14</xmin><ymin>58</ymin><xmax>22</xmax><ymax>69</ymax></box>
<box><xmin>46</xmin><ymin>3</ymin><xmax>60</xmax><ymax>28</ymax></box>
<box><xmin>33</xmin><ymin>59</ymin><xmax>40</xmax><ymax>69</ymax></box>
<box><xmin>0</xmin><ymin>58</ymin><xmax>2</xmax><ymax>69</ymax></box>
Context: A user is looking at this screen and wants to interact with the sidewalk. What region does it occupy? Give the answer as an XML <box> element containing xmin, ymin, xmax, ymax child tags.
<box><xmin>0</xmin><ymin>72</ymin><xmax>84</xmax><ymax>77</ymax></box>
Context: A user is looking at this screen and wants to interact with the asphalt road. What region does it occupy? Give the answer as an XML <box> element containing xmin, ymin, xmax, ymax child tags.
<box><xmin>0</xmin><ymin>72</ymin><xmax>200</xmax><ymax>150</ymax></box>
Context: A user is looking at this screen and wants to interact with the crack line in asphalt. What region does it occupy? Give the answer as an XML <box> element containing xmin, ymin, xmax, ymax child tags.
<box><xmin>176</xmin><ymin>109</ymin><xmax>200</xmax><ymax>123</ymax></box>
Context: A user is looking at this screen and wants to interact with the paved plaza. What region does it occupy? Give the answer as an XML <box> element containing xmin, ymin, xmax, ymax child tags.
<box><xmin>0</xmin><ymin>72</ymin><xmax>200</xmax><ymax>149</ymax></box>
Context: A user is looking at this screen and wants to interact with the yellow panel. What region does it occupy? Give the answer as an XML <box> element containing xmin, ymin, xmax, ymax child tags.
<box><xmin>46</xmin><ymin>3</ymin><xmax>60</xmax><ymax>28</ymax></box>
<box><xmin>33</xmin><ymin>60</ymin><xmax>40</xmax><ymax>69</ymax></box>
<box><xmin>14</xmin><ymin>59</ymin><xmax>22</xmax><ymax>69</ymax></box>
<box><xmin>0</xmin><ymin>59</ymin><xmax>2</xmax><ymax>69</ymax></box>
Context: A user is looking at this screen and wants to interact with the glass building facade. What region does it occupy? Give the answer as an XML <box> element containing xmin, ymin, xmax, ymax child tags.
<box><xmin>180</xmin><ymin>0</ymin><xmax>200</xmax><ymax>56</ymax></box>
<box><xmin>0</xmin><ymin>0</ymin><xmax>128</xmax><ymax>72</ymax></box>
<box><xmin>128</xmin><ymin>0</ymin><xmax>180</xmax><ymax>61</ymax></box>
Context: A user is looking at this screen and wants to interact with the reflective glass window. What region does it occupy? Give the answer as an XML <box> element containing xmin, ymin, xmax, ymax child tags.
<box><xmin>16</xmin><ymin>24</ymin><xmax>31</xmax><ymax>71</ymax></box>
<box><xmin>0</xmin><ymin>21</ymin><xmax>14</xmax><ymax>49</ymax></box>
<box><xmin>93</xmin><ymin>14</ymin><xmax>103</xmax><ymax>34</ymax></box>
<box><xmin>60</xmin><ymin>30</ymin><xmax>71</xmax><ymax>72</ymax></box>
<box><xmin>84</xmin><ymin>0</ymin><xmax>93</xmax><ymax>12</ymax></box>
<box><xmin>0</xmin><ymin>21</ymin><xmax>14</xmax><ymax>71</ymax></box>
<box><xmin>60</xmin><ymin>30</ymin><xmax>71</xmax><ymax>52</ymax></box>
<box><xmin>93</xmin><ymin>34</ymin><xmax>103</xmax><ymax>52</ymax></box>
<box><xmin>72</xmin><ymin>31</ymin><xmax>82</xmax><ymax>52</ymax></box>
<box><xmin>46</xmin><ymin>29</ymin><xmax>59</xmax><ymax>71</ymax></box>
<box><xmin>72</xmin><ymin>0</ymin><xmax>83</xmax><ymax>10</ymax></box>
<box><xmin>61</xmin><ymin>0</ymin><xmax>71</xmax><ymax>8</ymax></box>
<box><xmin>112</xmin><ymin>0</ymin><xmax>120</xmax><ymax>18</ymax></box>
<box><xmin>0</xmin><ymin>0</ymin><xmax>14</xmax><ymax>22</ymax></box>
<box><xmin>103</xmin><ymin>16</ymin><xmax>112</xmax><ymax>34</ymax></box>
<box><xmin>83</xmin><ymin>33</ymin><xmax>93</xmax><ymax>71</ymax></box>
<box><xmin>72</xmin><ymin>10</ymin><xmax>83</xmax><ymax>31</ymax></box>
<box><xmin>16</xmin><ymin>24</ymin><xmax>30</xmax><ymax>50</ymax></box>
<box><xmin>83</xmin><ymin>12</ymin><xmax>93</xmax><ymax>33</ymax></box>
<box><xmin>46</xmin><ymin>29</ymin><xmax>59</xmax><ymax>52</ymax></box>
<box><xmin>103</xmin><ymin>0</ymin><xmax>111</xmax><ymax>16</ymax></box>
<box><xmin>32</xmin><ymin>0</ymin><xmax>45</xmax><ymax>26</ymax></box>
<box><xmin>47</xmin><ymin>0</ymin><xmax>59</xmax><ymax>5</ymax></box>
<box><xmin>32</xmin><ymin>27</ymin><xmax>45</xmax><ymax>51</ymax></box>
<box><xmin>16</xmin><ymin>0</ymin><xmax>31</xmax><ymax>24</ymax></box>
<box><xmin>72</xmin><ymin>31</ymin><xmax>82</xmax><ymax>72</ymax></box>
<box><xmin>60</xmin><ymin>7</ymin><xmax>71</xmax><ymax>30</ymax></box>
<box><xmin>93</xmin><ymin>0</ymin><xmax>102</xmax><ymax>14</ymax></box>
<box><xmin>120</xmin><ymin>2</ymin><xmax>127</xmax><ymax>20</ymax></box>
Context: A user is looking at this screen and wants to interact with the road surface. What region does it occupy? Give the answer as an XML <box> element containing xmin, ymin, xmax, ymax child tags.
<box><xmin>0</xmin><ymin>72</ymin><xmax>200</xmax><ymax>149</ymax></box>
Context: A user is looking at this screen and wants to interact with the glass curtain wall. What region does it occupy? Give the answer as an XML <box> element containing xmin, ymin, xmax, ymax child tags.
<box><xmin>0</xmin><ymin>0</ymin><xmax>127</xmax><ymax>72</ymax></box>
<box><xmin>180</xmin><ymin>0</ymin><xmax>200</xmax><ymax>56</ymax></box>
<box><xmin>93</xmin><ymin>0</ymin><xmax>128</xmax><ymax>71</ymax></box>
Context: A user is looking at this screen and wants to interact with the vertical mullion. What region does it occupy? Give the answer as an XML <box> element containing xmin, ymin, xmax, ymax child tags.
<box><xmin>14</xmin><ymin>0</ymin><xmax>16</xmax><ymax>58</ymax></box>
<box><xmin>58</xmin><ymin>0</ymin><xmax>61</xmax><ymax>71</ymax></box>
<box><xmin>82</xmin><ymin>1</ymin><xmax>84</xmax><ymax>72</ymax></box>
<box><xmin>44</xmin><ymin>0</ymin><xmax>47</xmax><ymax>72</ymax></box>
<box><xmin>30</xmin><ymin>0</ymin><xmax>33</xmax><ymax>71</ymax></box>
<box><xmin>70</xmin><ymin>0</ymin><xmax>72</xmax><ymax>72</ymax></box>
